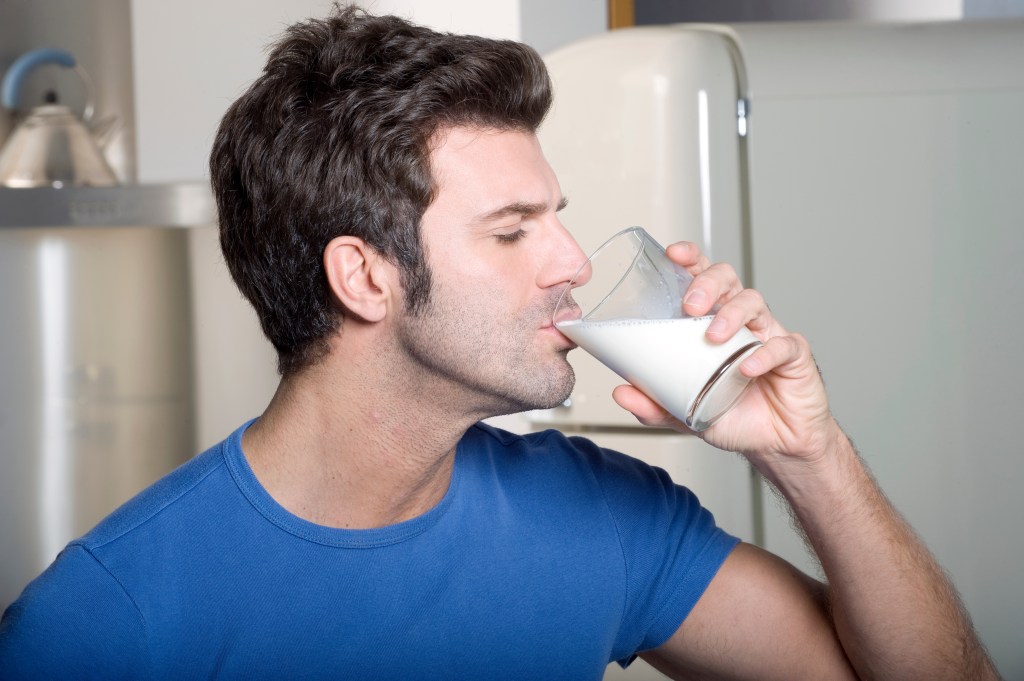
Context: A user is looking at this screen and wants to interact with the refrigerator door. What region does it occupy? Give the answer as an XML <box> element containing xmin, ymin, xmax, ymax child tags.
<box><xmin>536</xmin><ymin>27</ymin><xmax>747</xmax><ymax>429</ymax></box>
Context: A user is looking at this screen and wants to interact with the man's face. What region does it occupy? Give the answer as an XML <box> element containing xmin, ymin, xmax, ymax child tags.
<box><xmin>392</xmin><ymin>126</ymin><xmax>588</xmax><ymax>417</ymax></box>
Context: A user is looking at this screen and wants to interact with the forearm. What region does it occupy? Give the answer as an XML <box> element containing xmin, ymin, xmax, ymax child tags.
<box><xmin>762</xmin><ymin>429</ymin><xmax>999</xmax><ymax>681</ymax></box>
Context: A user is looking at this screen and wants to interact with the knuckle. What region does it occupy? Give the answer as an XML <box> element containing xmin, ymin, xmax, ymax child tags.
<box><xmin>787</xmin><ymin>333</ymin><xmax>813</xmax><ymax>359</ymax></box>
<box><xmin>768</xmin><ymin>332</ymin><xmax>801</xmax><ymax>355</ymax></box>
<box><xmin>738</xmin><ymin>288</ymin><xmax>765</xmax><ymax>307</ymax></box>
<box><xmin>709</xmin><ymin>262</ymin><xmax>738</xmax><ymax>281</ymax></box>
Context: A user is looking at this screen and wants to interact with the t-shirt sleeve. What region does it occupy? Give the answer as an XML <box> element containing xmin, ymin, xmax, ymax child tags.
<box><xmin>0</xmin><ymin>544</ymin><xmax>149</xmax><ymax>680</ymax></box>
<box><xmin>574</xmin><ymin>437</ymin><xmax>740</xmax><ymax>662</ymax></box>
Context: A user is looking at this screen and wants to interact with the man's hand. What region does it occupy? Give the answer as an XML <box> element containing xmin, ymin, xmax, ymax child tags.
<box><xmin>610</xmin><ymin>240</ymin><xmax>840</xmax><ymax>481</ymax></box>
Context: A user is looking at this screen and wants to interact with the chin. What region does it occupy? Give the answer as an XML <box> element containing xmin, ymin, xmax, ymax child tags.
<box><xmin>521</xmin><ymin>366</ymin><xmax>577</xmax><ymax>412</ymax></box>
<box><xmin>479</xmin><ymin>381</ymin><xmax>573</xmax><ymax>422</ymax></box>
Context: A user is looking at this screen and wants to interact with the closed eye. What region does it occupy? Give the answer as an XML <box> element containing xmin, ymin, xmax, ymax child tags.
<box><xmin>495</xmin><ymin>229</ymin><xmax>527</xmax><ymax>244</ymax></box>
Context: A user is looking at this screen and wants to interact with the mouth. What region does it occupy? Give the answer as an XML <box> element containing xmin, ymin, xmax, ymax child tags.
<box><xmin>541</xmin><ymin>320</ymin><xmax>577</xmax><ymax>349</ymax></box>
<box><xmin>544</xmin><ymin>325</ymin><xmax>577</xmax><ymax>348</ymax></box>
<box><xmin>541</xmin><ymin>288</ymin><xmax>581</xmax><ymax>347</ymax></box>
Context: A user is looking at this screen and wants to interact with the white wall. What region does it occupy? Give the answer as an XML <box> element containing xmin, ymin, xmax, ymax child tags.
<box><xmin>132</xmin><ymin>0</ymin><xmax>338</xmax><ymax>184</ymax></box>
<box><xmin>367</xmin><ymin>0</ymin><xmax>520</xmax><ymax>37</ymax></box>
<box><xmin>521</xmin><ymin>0</ymin><xmax>607</xmax><ymax>56</ymax></box>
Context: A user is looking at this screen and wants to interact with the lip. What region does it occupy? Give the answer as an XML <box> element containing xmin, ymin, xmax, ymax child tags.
<box><xmin>545</xmin><ymin>287</ymin><xmax>581</xmax><ymax>346</ymax></box>
<box><xmin>540</xmin><ymin>321</ymin><xmax>577</xmax><ymax>348</ymax></box>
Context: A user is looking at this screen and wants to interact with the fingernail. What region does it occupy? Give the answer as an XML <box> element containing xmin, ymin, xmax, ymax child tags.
<box><xmin>683</xmin><ymin>289</ymin><xmax>708</xmax><ymax>308</ymax></box>
<box><xmin>707</xmin><ymin>317</ymin><xmax>728</xmax><ymax>334</ymax></box>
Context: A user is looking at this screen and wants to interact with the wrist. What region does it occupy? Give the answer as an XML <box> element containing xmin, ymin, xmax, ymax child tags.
<box><xmin>752</xmin><ymin>422</ymin><xmax>861</xmax><ymax>507</ymax></box>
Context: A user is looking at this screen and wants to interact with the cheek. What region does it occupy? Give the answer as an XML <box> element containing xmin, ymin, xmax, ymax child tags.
<box><xmin>455</xmin><ymin>259</ymin><xmax>527</xmax><ymax>297</ymax></box>
<box><xmin>430</xmin><ymin>242</ymin><xmax>541</xmax><ymax>309</ymax></box>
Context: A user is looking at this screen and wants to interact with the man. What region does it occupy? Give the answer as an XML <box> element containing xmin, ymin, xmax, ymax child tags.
<box><xmin>0</xmin><ymin>7</ymin><xmax>999</xmax><ymax>680</ymax></box>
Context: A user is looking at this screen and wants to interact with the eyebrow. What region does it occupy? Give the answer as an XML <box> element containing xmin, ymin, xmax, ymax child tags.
<box><xmin>472</xmin><ymin>196</ymin><xmax>569</xmax><ymax>224</ymax></box>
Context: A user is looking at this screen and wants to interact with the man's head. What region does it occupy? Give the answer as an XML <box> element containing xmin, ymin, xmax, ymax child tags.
<box><xmin>210</xmin><ymin>5</ymin><xmax>553</xmax><ymax>375</ymax></box>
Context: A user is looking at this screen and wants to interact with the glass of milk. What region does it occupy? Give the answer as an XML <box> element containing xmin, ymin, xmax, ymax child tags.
<box><xmin>553</xmin><ymin>227</ymin><xmax>763</xmax><ymax>432</ymax></box>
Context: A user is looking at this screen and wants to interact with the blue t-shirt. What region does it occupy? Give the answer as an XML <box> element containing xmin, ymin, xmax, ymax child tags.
<box><xmin>0</xmin><ymin>421</ymin><xmax>738</xmax><ymax>680</ymax></box>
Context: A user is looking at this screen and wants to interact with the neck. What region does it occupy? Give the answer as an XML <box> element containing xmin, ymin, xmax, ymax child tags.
<box><xmin>242</xmin><ymin>348</ymin><xmax>479</xmax><ymax>530</ymax></box>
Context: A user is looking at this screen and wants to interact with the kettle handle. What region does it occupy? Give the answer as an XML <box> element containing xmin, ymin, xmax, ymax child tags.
<box><xmin>1</xmin><ymin>48</ymin><xmax>95</xmax><ymax>121</ymax></box>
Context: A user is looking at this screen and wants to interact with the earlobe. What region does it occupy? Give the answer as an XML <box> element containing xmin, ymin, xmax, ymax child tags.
<box><xmin>323</xmin><ymin>236</ymin><xmax>391</xmax><ymax>323</ymax></box>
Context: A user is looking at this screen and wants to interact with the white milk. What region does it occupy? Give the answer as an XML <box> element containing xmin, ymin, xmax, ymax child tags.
<box><xmin>556</xmin><ymin>315</ymin><xmax>761</xmax><ymax>430</ymax></box>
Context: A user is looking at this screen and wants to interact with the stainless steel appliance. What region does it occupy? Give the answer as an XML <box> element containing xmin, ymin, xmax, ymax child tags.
<box><xmin>0</xmin><ymin>184</ymin><xmax>215</xmax><ymax>609</ymax></box>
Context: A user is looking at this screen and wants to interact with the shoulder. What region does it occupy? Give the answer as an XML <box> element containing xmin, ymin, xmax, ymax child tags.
<box><xmin>467</xmin><ymin>423</ymin><xmax>736</xmax><ymax>551</ymax></box>
<box><xmin>465</xmin><ymin>425</ymin><xmax>739</xmax><ymax>656</ymax></box>
<box><xmin>0</xmin><ymin>428</ymin><xmax>248</xmax><ymax>678</ymax></box>
<box><xmin>466</xmin><ymin>421</ymin><xmax>627</xmax><ymax>462</ymax></box>
<box><xmin>463</xmin><ymin>423</ymin><xmax>683</xmax><ymax>507</ymax></box>
<box><xmin>0</xmin><ymin>544</ymin><xmax>149</xmax><ymax>679</ymax></box>
<box><xmin>463</xmin><ymin>421</ymin><xmax>630</xmax><ymax>475</ymax></box>
<box><xmin>76</xmin><ymin>440</ymin><xmax>229</xmax><ymax>553</ymax></box>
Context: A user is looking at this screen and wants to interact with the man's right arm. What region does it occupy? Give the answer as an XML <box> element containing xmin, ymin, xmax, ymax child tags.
<box><xmin>616</xmin><ymin>243</ymin><xmax>999</xmax><ymax>680</ymax></box>
<box><xmin>0</xmin><ymin>545</ymin><xmax>148</xmax><ymax>680</ymax></box>
<box><xmin>642</xmin><ymin>432</ymin><xmax>1001</xmax><ymax>680</ymax></box>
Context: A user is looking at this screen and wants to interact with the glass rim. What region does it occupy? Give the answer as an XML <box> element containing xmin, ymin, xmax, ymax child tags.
<box><xmin>553</xmin><ymin>226</ymin><xmax>654</xmax><ymax>325</ymax></box>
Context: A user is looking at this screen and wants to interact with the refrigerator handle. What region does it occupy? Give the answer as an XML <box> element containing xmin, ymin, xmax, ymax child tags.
<box><xmin>737</xmin><ymin>96</ymin><xmax>750</xmax><ymax>137</ymax></box>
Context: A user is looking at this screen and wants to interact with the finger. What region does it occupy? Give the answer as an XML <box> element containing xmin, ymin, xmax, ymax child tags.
<box><xmin>681</xmin><ymin>262</ymin><xmax>745</xmax><ymax>317</ymax></box>
<box><xmin>739</xmin><ymin>333</ymin><xmax>808</xmax><ymax>378</ymax></box>
<box><xmin>704</xmin><ymin>287</ymin><xmax>777</xmax><ymax>343</ymax></box>
<box><xmin>611</xmin><ymin>384</ymin><xmax>691</xmax><ymax>431</ymax></box>
<box><xmin>666</xmin><ymin>241</ymin><xmax>712</xmax><ymax>275</ymax></box>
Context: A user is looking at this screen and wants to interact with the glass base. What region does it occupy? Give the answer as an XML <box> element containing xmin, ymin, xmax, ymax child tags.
<box><xmin>686</xmin><ymin>341</ymin><xmax>762</xmax><ymax>432</ymax></box>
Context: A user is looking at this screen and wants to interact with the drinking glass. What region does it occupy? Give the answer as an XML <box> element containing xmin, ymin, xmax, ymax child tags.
<box><xmin>553</xmin><ymin>227</ymin><xmax>762</xmax><ymax>431</ymax></box>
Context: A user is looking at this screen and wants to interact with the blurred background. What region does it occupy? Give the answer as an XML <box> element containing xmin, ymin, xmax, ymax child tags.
<box><xmin>1</xmin><ymin>0</ymin><xmax>1022</xmax><ymax>678</ymax></box>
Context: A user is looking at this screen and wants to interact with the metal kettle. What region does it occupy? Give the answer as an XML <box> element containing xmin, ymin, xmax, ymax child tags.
<box><xmin>0</xmin><ymin>48</ymin><xmax>118</xmax><ymax>188</ymax></box>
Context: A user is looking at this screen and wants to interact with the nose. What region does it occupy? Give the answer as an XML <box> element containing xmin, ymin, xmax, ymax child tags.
<box><xmin>540</xmin><ymin>218</ymin><xmax>590</xmax><ymax>290</ymax></box>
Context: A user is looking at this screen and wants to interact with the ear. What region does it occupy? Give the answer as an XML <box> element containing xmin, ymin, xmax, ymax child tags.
<box><xmin>323</xmin><ymin>236</ymin><xmax>394</xmax><ymax>323</ymax></box>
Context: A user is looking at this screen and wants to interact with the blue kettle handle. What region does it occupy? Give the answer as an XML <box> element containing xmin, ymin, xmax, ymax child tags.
<box><xmin>1</xmin><ymin>48</ymin><xmax>77</xmax><ymax>110</ymax></box>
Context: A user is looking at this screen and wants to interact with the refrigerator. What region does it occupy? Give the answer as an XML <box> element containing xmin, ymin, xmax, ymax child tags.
<box><xmin>530</xmin><ymin>20</ymin><xmax>1024</xmax><ymax>679</ymax></box>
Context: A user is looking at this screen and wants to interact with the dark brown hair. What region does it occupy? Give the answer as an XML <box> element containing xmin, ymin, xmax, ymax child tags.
<box><xmin>210</xmin><ymin>5</ymin><xmax>552</xmax><ymax>375</ymax></box>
